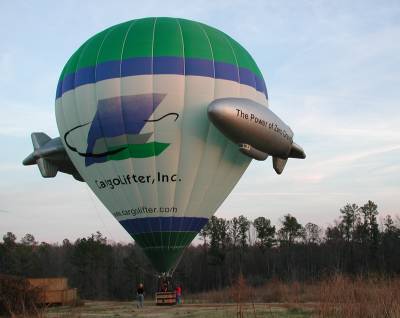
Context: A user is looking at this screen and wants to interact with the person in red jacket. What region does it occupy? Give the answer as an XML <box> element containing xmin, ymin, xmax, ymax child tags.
<box><xmin>175</xmin><ymin>285</ymin><xmax>182</xmax><ymax>304</ymax></box>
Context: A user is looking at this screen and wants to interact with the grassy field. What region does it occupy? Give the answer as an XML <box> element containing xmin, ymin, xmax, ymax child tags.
<box><xmin>45</xmin><ymin>301</ymin><xmax>313</xmax><ymax>318</ymax></box>
<box><xmin>3</xmin><ymin>275</ymin><xmax>400</xmax><ymax>317</ymax></box>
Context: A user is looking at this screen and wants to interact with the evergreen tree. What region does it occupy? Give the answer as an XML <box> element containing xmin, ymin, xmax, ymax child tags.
<box><xmin>339</xmin><ymin>203</ymin><xmax>359</xmax><ymax>242</ymax></box>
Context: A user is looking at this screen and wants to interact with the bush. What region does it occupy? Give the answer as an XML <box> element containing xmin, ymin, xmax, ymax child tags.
<box><xmin>0</xmin><ymin>274</ymin><xmax>44</xmax><ymax>317</ymax></box>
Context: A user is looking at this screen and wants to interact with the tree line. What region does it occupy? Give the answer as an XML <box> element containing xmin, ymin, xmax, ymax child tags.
<box><xmin>0</xmin><ymin>200</ymin><xmax>399</xmax><ymax>300</ymax></box>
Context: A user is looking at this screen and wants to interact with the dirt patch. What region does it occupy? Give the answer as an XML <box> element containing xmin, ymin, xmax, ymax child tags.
<box><xmin>45</xmin><ymin>301</ymin><xmax>313</xmax><ymax>318</ymax></box>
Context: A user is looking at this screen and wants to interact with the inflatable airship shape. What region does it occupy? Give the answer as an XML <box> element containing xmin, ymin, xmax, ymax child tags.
<box><xmin>23</xmin><ymin>17</ymin><xmax>305</xmax><ymax>274</ymax></box>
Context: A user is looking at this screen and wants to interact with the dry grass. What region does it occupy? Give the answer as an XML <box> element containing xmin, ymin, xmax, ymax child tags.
<box><xmin>186</xmin><ymin>274</ymin><xmax>400</xmax><ymax>318</ymax></box>
<box><xmin>0</xmin><ymin>274</ymin><xmax>45</xmax><ymax>317</ymax></box>
<box><xmin>317</xmin><ymin>274</ymin><xmax>400</xmax><ymax>318</ymax></box>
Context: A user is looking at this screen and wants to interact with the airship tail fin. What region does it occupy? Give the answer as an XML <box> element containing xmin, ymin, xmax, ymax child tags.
<box><xmin>273</xmin><ymin>141</ymin><xmax>305</xmax><ymax>174</ymax></box>
<box><xmin>273</xmin><ymin>157</ymin><xmax>288</xmax><ymax>175</ymax></box>
<box><xmin>31</xmin><ymin>132</ymin><xmax>51</xmax><ymax>150</ymax></box>
<box><xmin>289</xmin><ymin>142</ymin><xmax>306</xmax><ymax>159</ymax></box>
<box><xmin>23</xmin><ymin>132</ymin><xmax>84</xmax><ymax>181</ymax></box>
<box><xmin>37</xmin><ymin>158</ymin><xmax>58</xmax><ymax>178</ymax></box>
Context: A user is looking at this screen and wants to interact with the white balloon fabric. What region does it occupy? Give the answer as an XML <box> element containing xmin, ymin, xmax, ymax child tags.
<box><xmin>55</xmin><ymin>17</ymin><xmax>268</xmax><ymax>272</ymax></box>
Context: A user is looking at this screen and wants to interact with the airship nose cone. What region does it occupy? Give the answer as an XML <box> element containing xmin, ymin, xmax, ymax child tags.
<box><xmin>207</xmin><ymin>100</ymin><xmax>230</xmax><ymax>127</ymax></box>
<box><xmin>207</xmin><ymin>101</ymin><xmax>220</xmax><ymax>121</ymax></box>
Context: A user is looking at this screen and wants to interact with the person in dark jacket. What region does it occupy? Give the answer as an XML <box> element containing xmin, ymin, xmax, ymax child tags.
<box><xmin>136</xmin><ymin>283</ymin><xmax>144</xmax><ymax>308</ymax></box>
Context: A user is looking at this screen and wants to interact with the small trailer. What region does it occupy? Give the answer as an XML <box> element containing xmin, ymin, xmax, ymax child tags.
<box><xmin>28</xmin><ymin>278</ymin><xmax>77</xmax><ymax>305</ymax></box>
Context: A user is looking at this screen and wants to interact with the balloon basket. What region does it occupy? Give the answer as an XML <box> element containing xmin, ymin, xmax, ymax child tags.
<box><xmin>155</xmin><ymin>291</ymin><xmax>177</xmax><ymax>305</ymax></box>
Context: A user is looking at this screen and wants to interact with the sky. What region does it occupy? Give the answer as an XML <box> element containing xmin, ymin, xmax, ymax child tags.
<box><xmin>1</xmin><ymin>1</ymin><xmax>399</xmax><ymax>243</ymax></box>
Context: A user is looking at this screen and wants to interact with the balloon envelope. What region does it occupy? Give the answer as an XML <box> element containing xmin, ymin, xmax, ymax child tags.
<box><xmin>55</xmin><ymin>17</ymin><xmax>268</xmax><ymax>273</ymax></box>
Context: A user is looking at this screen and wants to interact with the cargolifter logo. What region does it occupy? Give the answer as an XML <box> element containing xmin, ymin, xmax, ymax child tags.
<box><xmin>63</xmin><ymin>94</ymin><xmax>179</xmax><ymax>166</ymax></box>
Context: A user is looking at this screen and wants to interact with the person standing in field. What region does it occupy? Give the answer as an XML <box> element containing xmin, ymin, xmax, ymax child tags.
<box><xmin>175</xmin><ymin>285</ymin><xmax>182</xmax><ymax>304</ymax></box>
<box><xmin>136</xmin><ymin>283</ymin><xmax>145</xmax><ymax>308</ymax></box>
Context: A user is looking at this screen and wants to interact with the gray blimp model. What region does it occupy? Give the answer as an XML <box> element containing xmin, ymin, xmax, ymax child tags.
<box><xmin>208</xmin><ymin>98</ymin><xmax>306</xmax><ymax>174</ymax></box>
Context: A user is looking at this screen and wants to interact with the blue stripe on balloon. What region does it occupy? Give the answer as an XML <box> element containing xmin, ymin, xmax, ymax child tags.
<box><xmin>61</xmin><ymin>73</ymin><xmax>75</xmax><ymax>94</ymax></box>
<box><xmin>154</xmin><ymin>56</ymin><xmax>184</xmax><ymax>74</ymax></box>
<box><xmin>121</xmin><ymin>57</ymin><xmax>152</xmax><ymax>76</ymax></box>
<box><xmin>185</xmin><ymin>58</ymin><xmax>214</xmax><ymax>77</ymax></box>
<box><xmin>56</xmin><ymin>80</ymin><xmax>62</xmax><ymax>99</ymax></box>
<box><xmin>255</xmin><ymin>75</ymin><xmax>266</xmax><ymax>93</ymax></box>
<box><xmin>75</xmin><ymin>66</ymin><xmax>95</xmax><ymax>87</ymax></box>
<box><xmin>96</xmin><ymin>60</ymin><xmax>121</xmax><ymax>82</ymax></box>
<box><xmin>119</xmin><ymin>216</ymin><xmax>208</xmax><ymax>234</ymax></box>
<box><xmin>239</xmin><ymin>67</ymin><xmax>256</xmax><ymax>88</ymax></box>
<box><xmin>215</xmin><ymin>61</ymin><xmax>238</xmax><ymax>82</ymax></box>
<box><xmin>56</xmin><ymin>57</ymin><xmax>267</xmax><ymax>99</ymax></box>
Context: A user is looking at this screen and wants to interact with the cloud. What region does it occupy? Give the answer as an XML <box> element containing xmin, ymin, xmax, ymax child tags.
<box><xmin>0</xmin><ymin>52</ymin><xmax>14</xmax><ymax>82</ymax></box>
<box><xmin>313</xmin><ymin>145</ymin><xmax>400</xmax><ymax>167</ymax></box>
<box><xmin>0</xmin><ymin>100</ymin><xmax>58</xmax><ymax>137</ymax></box>
<box><xmin>0</xmin><ymin>163</ymin><xmax>24</xmax><ymax>172</ymax></box>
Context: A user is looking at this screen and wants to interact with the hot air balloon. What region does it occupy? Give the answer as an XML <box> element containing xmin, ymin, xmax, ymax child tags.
<box><xmin>23</xmin><ymin>17</ymin><xmax>305</xmax><ymax>275</ymax></box>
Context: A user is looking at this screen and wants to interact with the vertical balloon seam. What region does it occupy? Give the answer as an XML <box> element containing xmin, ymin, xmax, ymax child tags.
<box><xmin>175</xmin><ymin>18</ymin><xmax>204</xmax><ymax>251</ymax></box>
<box><xmin>148</xmin><ymin>17</ymin><xmax>164</xmax><ymax>259</ymax></box>
<box><xmin>94</xmin><ymin>24</ymin><xmax>127</xmax><ymax>218</ymax></box>
<box><xmin>213</xmin><ymin>151</ymin><xmax>251</xmax><ymax>220</ymax></box>
<box><xmin>190</xmin><ymin>23</ymin><xmax>228</xmax><ymax>219</ymax></box>
<box><xmin>154</xmin><ymin>18</ymin><xmax>177</xmax><ymax>271</ymax></box>
<box><xmin>119</xmin><ymin>21</ymin><xmax>136</xmax><ymax>161</ymax></box>
<box><xmin>176</xmin><ymin>20</ymin><xmax>215</xmax><ymax>249</ymax></box>
<box><xmin>92</xmin><ymin>25</ymin><xmax>137</xmax><ymax>247</ymax></box>
<box><xmin>149</xmin><ymin>17</ymin><xmax>162</xmax><ymax>253</ymax></box>
<box><xmin>170</xmin><ymin>17</ymin><xmax>187</xmax><ymax>256</ymax></box>
<box><xmin>202</xmin><ymin>28</ymin><xmax>254</xmax><ymax>214</ymax></box>
<box><xmin>229</xmin><ymin>36</ymin><xmax>257</xmax><ymax>95</ymax></box>
<box><xmin>119</xmin><ymin>21</ymin><xmax>153</xmax><ymax>249</ymax></box>
<box><xmin>222</xmin><ymin>27</ymin><xmax>246</xmax><ymax>203</ymax></box>
<box><xmin>157</xmin><ymin>18</ymin><xmax>170</xmax><ymax>255</ymax></box>
<box><xmin>88</xmin><ymin>28</ymin><xmax>137</xmax><ymax>246</ymax></box>
<box><xmin>200</xmin><ymin>128</ymin><xmax>238</xmax><ymax>206</ymax></box>
<box><xmin>194</xmin><ymin>24</ymin><xmax>232</xmax><ymax>220</ymax></box>
<box><xmin>203</xmin><ymin>34</ymin><xmax>242</xmax><ymax>215</ymax></box>
<box><xmin>71</xmin><ymin>41</ymin><xmax>89</xmax><ymax>183</ymax></box>
<box><xmin>93</xmin><ymin>24</ymin><xmax>129</xmax><ymax>209</ymax></box>
<box><xmin>167</xmin><ymin>19</ymin><xmax>180</xmax><ymax>253</ymax></box>
<box><xmin>71</xmin><ymin>37</ymin><xmax>121</xmax><ymax>230</ymax></box>
<box><xmin>163</xmin><ymin>19</ymin><xmax>181</xmax><ymax>256</ymax></box>
<box><xmin>176</xmin><ymin>17</ymin><xmax>189</xmax><ymax>254</ymax></box>
<box><xmin>65</xmin><ymin>38</ymin><xmax>111</xmax><ymax>245</ymax></box>
<box><xmin>186</xmin><ymin>21</ymin><xmax>216</xmax><ymax>217</ymax></box>
<box><xmin>158</xmin><ymin>18</ymin><xmax>175</xmax><ymax>267</ymax></box>
<box><xmin>117</xmin><ymin>20</ymin><xmax>152</xmax><ymax>249</ymax></box>
<box><xmin>130</xmin><ymin>18</ymin><xmax>153</xmax><ymax>251</ymax></box>
<box><xmin>63</xmin><ymin>40</ymin><xmax>88</xmax><ymax>184</ymax></box>
<box><xmin>224</xmin><ymin>34</ymin><xmax>241</xmax><ymax>93</ymax></box>
<box><xmin>91</xmin><ymin>26</ymin><xmax>134</xmax><ymax>241</ymax></box>
<box><xmin>129</xmin><ymin>18</ymin><xmax>158</xmax><ymax>250</ymax></box>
